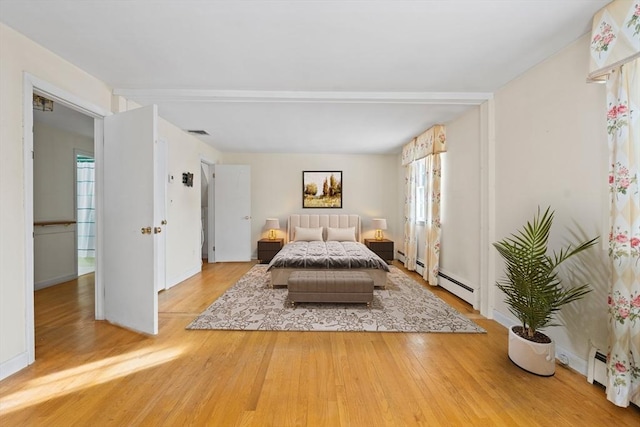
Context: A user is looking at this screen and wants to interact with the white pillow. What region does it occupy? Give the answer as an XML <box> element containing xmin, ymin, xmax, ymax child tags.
<box><xmin>294</xmin><ymin>226</ymin><xmax>324</xmax><ymax>241</ymax></box>
<box><xmin>326</xmin><ymin>227</ymin><xmax>356</xmax><ymax>242</ymax></box>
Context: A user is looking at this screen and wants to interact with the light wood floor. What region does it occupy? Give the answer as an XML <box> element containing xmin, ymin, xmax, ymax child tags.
<box><xmin>1</xmin><ymin>261</ymin><xmax>638</xmax><ymax>426</ymax></box>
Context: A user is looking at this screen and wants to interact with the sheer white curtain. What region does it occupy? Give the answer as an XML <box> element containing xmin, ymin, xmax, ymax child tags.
<box><xmin>77</xmin><ymin>157</ymin><xmax>95</xmax><ymax>258</ymax></box>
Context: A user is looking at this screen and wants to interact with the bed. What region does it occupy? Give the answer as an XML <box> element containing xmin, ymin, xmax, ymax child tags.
<box><xmin>266</xmin><ymin>214</ymin><xmax>389</xmax><ymax>288</ymax></box>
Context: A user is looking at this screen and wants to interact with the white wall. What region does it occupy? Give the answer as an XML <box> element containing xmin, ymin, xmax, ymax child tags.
<box><xmin>220</xmin><ymin>153</ymin><xmax>399</xmax><ymax>257</ymax></box>
<box><xmin>158</xmin><ymin>120</ymin><xmax>222</xmax><ymax>286</ymax></box>
<box><xmin>440</xmin><ymin>107</ymin><xmax>482</xmax><ymax>294</ymax></box>
<box><xmin>492</xmin><ymin>34</ymin><xmax>609</xmax><ymax>368</ymax></box>
<box><xmin>33</xmin><ymin>122</ymin><xmax>94</xmax><ymax>288</ymax></box>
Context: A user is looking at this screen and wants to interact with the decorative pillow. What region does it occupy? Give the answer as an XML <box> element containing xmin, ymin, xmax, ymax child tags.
<box><xmin>326</xmin><ymin>227</ymin><xmax>356</xmax><ymax>242</ymax></box>
<box><xmin>294</xmin><ymin>226</ymin><xmax>324</xmax><ymax>241</ymax></box>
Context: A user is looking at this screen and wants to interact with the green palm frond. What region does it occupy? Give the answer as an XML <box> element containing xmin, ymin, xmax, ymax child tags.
<box><xmin>493</xmin><ymin>207</ymin><xmax>598</xmax><ymax>338</ymax></box>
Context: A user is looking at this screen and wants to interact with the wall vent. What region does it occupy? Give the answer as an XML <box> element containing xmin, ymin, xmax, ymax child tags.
<box><xmin>186</xmin><ymin>129</ymin><xmax>209</xmax><ymax>135</ymax></box>
<box><xmin>438</xmin><ymin>272</ymin><xmax>474</xmax><ymax>293</ymax></box>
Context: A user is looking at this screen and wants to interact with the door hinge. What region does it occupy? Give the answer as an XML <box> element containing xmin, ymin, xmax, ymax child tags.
<box><xmin>212</xmin><ymin>246</ymin><xmax>215</xmax><ymax>251</ymax></box>
<box><xmin>32</xmin><ymin>150</ymin><xmax>34</xmax><ymax>159</ymax></box>
<box><xmin>212</xmin><ymin>173</ymin><xmax>215</xmax><ymax>178</ymax></box>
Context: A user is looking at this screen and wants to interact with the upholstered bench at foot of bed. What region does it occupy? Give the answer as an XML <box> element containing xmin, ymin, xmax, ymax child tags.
<box><xmin>287</xmin><ymin>270</ymin><xmax>374</xmax><ymax>306</ymax></box>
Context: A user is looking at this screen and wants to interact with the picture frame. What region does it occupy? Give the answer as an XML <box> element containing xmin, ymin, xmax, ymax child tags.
<box><xmin>302</xmin><ymin>171</ymin><xmax>342</xmax><ymax>208</ymax></box>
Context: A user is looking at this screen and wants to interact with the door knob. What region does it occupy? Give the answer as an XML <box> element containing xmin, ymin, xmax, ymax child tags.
<box><xmin>141</xmin><ymin>227</ymin><xmax>152</xmax><ymax>235</ymax></box>
<box><xmin>243</xmin><ymin>216</ymin><xmax>251</xmax><ymax>220</ymax></box>
<box><xmin>161</xmin><ymin>220</ymin><xmax>167</xmax><ymax>225</ymax></box>
<box><xmin>154</xmin><ymin>227</ymin><xmax>162</xmax><ymax>234</ymax></box>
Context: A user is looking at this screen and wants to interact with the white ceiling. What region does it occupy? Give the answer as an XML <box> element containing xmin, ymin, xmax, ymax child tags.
<box><xmin>1</xmin><ymin>0</ymin><xmax>607</xmax><ymax>154</ymax></box>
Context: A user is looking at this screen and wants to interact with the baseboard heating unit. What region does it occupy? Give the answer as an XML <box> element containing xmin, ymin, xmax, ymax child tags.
<box><xmin>437</xmin><ymin>271</ymin><xmax>474</xmax><ymax>305</ymax></box>
<box><xmin>587</xmin><ymin>346</ymin><xmax>607</xmax><ymax>388</ymax></box>
<box><xmin>396</xmin><ymin>251</ymin><xmax>475</xmax><ymax>305</ymax></box>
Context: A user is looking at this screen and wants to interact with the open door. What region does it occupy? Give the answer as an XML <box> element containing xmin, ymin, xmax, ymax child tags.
<box><xmin>103</xmin><ymin>105</ymin><xmax>159</xmax><ymax>335</ymax></box>
<box><xmin>214</xmin><ymin>164</ymin><xmax>251</xmax><ymax>262</ymax></box>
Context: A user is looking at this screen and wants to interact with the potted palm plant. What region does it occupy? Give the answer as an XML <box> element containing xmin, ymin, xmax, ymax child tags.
<box><xmin>493</xmin><ymin>206</ymin><xmax>598</xmax><ymax>376</ymax></box>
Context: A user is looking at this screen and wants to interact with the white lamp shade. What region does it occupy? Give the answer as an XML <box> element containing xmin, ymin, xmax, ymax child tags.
<box><xmin>371</xmin><ymin>218</ymin><xmax>387</xmax><ymax>230</ymax></box>
<box><xmin>265</xmin><ymin>218</ymin><xmax>280</xmax><ymax>230</ymax></box>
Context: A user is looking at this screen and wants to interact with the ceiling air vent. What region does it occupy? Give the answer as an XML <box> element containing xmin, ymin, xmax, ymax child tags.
<box><xmin>186</xmin><ymin>129</ymin><xmax>209</xmax><ymax>136</ymax></box>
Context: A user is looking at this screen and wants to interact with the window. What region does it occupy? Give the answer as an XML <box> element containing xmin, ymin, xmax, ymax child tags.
<box><xmin>415</xmin><ymin>159</ymin><xmax>426</xmax><ymax>223</ymax></box>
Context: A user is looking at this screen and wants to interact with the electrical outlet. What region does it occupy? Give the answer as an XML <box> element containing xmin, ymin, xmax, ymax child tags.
<box><xmin>557</xmin><ymin>353</ymin><xmax>569</xmax><ymax>366</ymax></box>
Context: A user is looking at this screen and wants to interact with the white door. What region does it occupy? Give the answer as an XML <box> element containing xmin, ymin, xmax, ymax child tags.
<box><xmin>214</xmin><ymin>164</ymin><xmax>251</xmax><ymax>262</ymax></box>
<box><xmin>103</xmin><ymin>105</ymin><xmax>159</xmax><ymax>335</ymax></box>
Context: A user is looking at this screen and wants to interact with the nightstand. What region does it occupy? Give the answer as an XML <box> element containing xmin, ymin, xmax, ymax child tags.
<box><xmin>257</xmin><ymin>238</ymin><xmax>284</xmax><ymax>263</ymax></box>
<box><xmin>364</xmin><ymin>239</ymin><xmax>394</xmax><ymax>263</ymax></box>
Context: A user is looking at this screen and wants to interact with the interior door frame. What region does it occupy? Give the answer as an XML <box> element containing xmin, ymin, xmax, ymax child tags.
<box><xmin>23</xmin><ymin>73</ymin><xmax>110</xmax><ymax>364</ymax></box>
<box><xmin>200</xmin><ymin>156</ymin><xmax>216</xmax><ymax>263</ymax></box>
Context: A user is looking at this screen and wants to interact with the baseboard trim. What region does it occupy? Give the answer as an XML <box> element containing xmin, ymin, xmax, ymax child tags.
<box><xmin>0</xmin><ymin>351</ymin><xmax>30</xmax><ymax>381</ymax></box>
<box><xmin>35</xmin><ymin>273</ymin><xmax>78</xmax><ymax>290</ymax></box>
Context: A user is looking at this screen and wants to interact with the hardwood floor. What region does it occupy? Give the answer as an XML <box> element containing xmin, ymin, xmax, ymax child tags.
<box><xmin>1</xmin><ymin>261</ymin><xmax>638</xmax><ymax>426</ymax></box>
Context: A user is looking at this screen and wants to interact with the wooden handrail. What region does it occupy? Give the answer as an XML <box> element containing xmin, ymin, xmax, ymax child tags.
<box><xmin>34</xmin><ymin>220</ymin><xmax>77</xmax><ymax>227</ymax></box>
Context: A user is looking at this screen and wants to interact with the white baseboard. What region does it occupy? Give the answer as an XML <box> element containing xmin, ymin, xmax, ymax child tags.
<box><xmin>167</xmin><ymin>264</ymin><xmax>201</xmax><ymax>289</ymax></box>
<box><xmin>492</xmin><ymin>309</ymin><xmax>588</xmax><ymax>377</ymax></box>
<box><xmin>492</xmin><ymin>309</ymin><xmax>514</xmax><ymax>329</ymax></box>
<box><xmin>35</xmin><ymin>273</ymin><xmax>78</xmax><ymax>290</ymax></box>
<box><xmin>0</xmin><ymin>351</ymin><xmax>30</xmax><ymax>381</ymax></box>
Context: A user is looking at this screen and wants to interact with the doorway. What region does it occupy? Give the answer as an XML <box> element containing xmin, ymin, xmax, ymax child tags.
<box><xmin>24</xmin><ymin>74</ymin><xmax>111</xmax><ymax>364</ymax></box>
<box><xmin>33</xmin><ymin>101</ymin><xmax>95</xmax><ymax>289</ymax></box>
<box><xmin>201</xmin><ymin>159</ymin><xmax>216</xmax><ymax>264</ymax></box>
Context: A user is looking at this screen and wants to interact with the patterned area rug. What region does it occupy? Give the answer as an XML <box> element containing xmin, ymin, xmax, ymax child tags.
<box><xmin>187</xmin><ymin>265</ymin><xmax>485</xmax><ymax>333</ymax></box>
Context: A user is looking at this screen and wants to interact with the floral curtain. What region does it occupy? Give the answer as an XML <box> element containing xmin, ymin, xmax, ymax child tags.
<box><xmin>606</xmin><ymin>58</ymin><xmax>640</xmax><ymax>408</ymax></box>
<box><xmin>404</xmin><ymin>160</ymin><xmax>418</xmax><ymax>270</ymax></box>
<box><xmin>402</xmin><ymin>126</ymin><xmax>446</xmax><ymax>276</ymax></box>
<box><xmin>422</xmin><ymin>153</ymin><xmax>442</xmax><ymax>285</ymax></box>
<box><xmin>401</xmin><ymin>137</ymin><xmax>416</xmax><ymax>166</ymax></box>
<box><xmin>588</xmin><ymin>0</ymin><xmax>640</xmax><ymax>82</ymax></box>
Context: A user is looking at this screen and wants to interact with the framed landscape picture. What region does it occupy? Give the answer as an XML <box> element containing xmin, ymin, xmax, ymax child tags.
<box><xmin>302</xmin><ymin>171</ymin><xmax>342</xmax><ymax>208</ymax></box>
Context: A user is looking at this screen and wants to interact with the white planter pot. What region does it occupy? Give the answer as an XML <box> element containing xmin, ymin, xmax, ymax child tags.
<box><xmin>508</xmin><ymin>325</ymin><xmax>555</xmax><ymax>376</ymax></box>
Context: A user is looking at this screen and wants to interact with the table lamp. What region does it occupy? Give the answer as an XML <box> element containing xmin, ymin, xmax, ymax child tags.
<box><xmin>371</xmin><ymin>218</ymin><xmax>387</xmax><ymax>241</ymax></box>
<box><xmin>265</xmin><ymin>218</ymin><xmax>280</xmax><ymax>240</ymax></box>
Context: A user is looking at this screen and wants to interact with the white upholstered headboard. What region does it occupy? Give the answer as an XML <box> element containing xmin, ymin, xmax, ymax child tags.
<box><xmin>287</xmin><ymin>214</ymin><xmax>361</xmax><ymax>242</ymax></box>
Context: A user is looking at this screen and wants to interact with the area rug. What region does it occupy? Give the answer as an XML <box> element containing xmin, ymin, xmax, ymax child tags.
<box><xmin>187</xmin><ymin>265</ymin><xmax>485</xmax><ymax>333</ymax></box>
